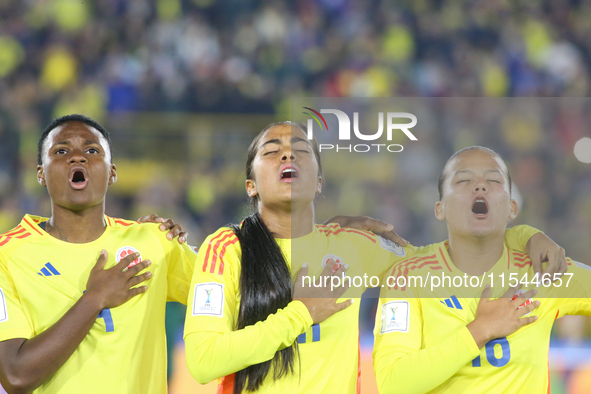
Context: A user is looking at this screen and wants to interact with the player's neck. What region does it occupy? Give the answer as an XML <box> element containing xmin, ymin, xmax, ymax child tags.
<box><xmin>447</xmin><ymin>232</ymin><xmax>505</xmax><ymax>276</ymax></box>
<box><xmin>46</xmin><ymin>203</ymin><xmax>107</xmax><ymax>243</ymax></box>
<box><xmin>258</xmin><ymin>203</ymin><xmax>314</xmax><ymax>239</ymax></box>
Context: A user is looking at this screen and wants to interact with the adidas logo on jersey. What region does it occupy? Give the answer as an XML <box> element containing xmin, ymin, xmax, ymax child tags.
<box><xmin>37</xmin><ymin>262</ymin><xmax>61</xmax><ymax>277</ymax></box>
<box><xmin>440</xmin><ymin>295</ymin><xmax>462</xmax><ymax>310</ymax></box>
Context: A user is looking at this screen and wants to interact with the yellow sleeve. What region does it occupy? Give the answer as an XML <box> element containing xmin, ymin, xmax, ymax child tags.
<box><xmin>368</xmin><ymin>241</ymin><xmax>444</xmax><ymax>280</ymax></box>
<box><xmin>504</xmin><ymin>225</ymin><xmax>541</xmax><ymax>252</ymax></box>
<box><xmin>183</xmin><ymin>229</ymin><xmax>313</xmax><ymax>384</ymax></box>
<box><xmin>373</xmin><ymin>276</ymin><xmax>480</xmax><ymax>394</ymax></box>
<box><xmin>0</xmin><ymin>255</ymin><xmax>33</xmax><ymax>342</ymax></box>
<box><xmin>150</xmin><ymin>225</ymin><xmax>197</xmax><ymax>304</ymax></box>
<box><xmin>365</xmin><ymin>237</ymin><xmax>444</xmax><ymax>280</ymax></box>
<box><xmin>555</xmin><ymin>258</ymin><xmax>591</xmax><ymax>317</ymax></box>
<box><xmin>166</xmin><ymin>242</ymin><xmax>197</xmax><ymax>304</ymax></box>
<box><xmin>404</xmin><ymin>242</ymin><xmax>444</xmax><ymax>260</ymax></box>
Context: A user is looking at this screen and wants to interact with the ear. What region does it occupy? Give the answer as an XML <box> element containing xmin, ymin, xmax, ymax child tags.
<box><xmin>108</xmin><ymin>163</ymin><xmax>117</xmax><ymax>185</ymax></box>
<box><xmin>245</xmin><ymin>179</ymin><xmax>257</xmax><ymax>198</ymax></box>
<box><xmin>316</xmin><ymin>176</ymin><xmax>323</xmax><ymax>194</ymax></box>
<box><xmin>508</xmin><ymin>199</ymin><xmax>518</xmax><ymax>220</ymax></box>
<box><xmin>434</xmin><ymin>201</ymin><xmax>445</xmax><ymax>221</ymax></box>
<box><xmin>37</xmin><ymin>165</ymin><xmax>47</xmax><ymax>187</ymax></box>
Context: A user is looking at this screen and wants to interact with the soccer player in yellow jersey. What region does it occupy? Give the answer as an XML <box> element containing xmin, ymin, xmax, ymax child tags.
<box><xmin>0</xmin><ymin>115</ymin><xmax>195</xmax><ymax>394</ymax></box>
<box><xmin>184</xmin><ymin>123</ymin><xmax>563</xmax><ymax>394</ymax></box>
<box><xmin>374</xmin><ymin>146</ymin><xmax>591</xmax><ymax>394</ymax></box>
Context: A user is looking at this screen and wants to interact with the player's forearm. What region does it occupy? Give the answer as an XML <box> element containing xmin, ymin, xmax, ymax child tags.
<box><xmin>185</xmin><ymin>301</ymin><xmax>312</xmax><ymax>384</ymax></box>
<box><xmin>0</xmin><ymin>293</ymin><xmax>103</xmax><ymax>393</ymax></box>
<box><xmin>375</xmin><ymin>326</ymin><xmax>480</xmax><ymax>394</ymax></box>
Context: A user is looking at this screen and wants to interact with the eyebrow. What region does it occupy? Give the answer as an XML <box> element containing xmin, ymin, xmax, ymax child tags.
<box><xmin>261</xmin><ymin>137</ymin><xmax>310</xmax><ymax>147</ymax></box>
<box><xmin>453</xmin><ymin>169</ymin><xmax>502</xmax><ymax>176</ymax></box>
<box><xmin>52</xmin><ymin>139</ymin><xmax>100</xmax><ymax>146</ymax></box>
<box><xmin>292</xmin><ymin>137</ymin><xmax>309</xmax><ymax>144</ymax></box>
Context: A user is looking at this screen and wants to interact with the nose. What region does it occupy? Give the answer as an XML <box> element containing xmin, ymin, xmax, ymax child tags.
<box><xmin>474</xmin><ymin>178</ymin><xmax>486</xmax><ymax>193</ymax></box>
<box><xmin>68</xmin><ymin>151</ymin><xmax>88</xmax><ymax>164</ymax></box>
<box><xmin>281</xmin><ymin>149</ymin><xmax>295</xmax><ymax>162</ymax></box>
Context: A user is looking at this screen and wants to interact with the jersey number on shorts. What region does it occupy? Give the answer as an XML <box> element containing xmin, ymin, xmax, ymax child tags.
<box><xmin>98</xmin><ymin>308</ymin><xmax>114</xmax><ymax>332</ymax></box>
<box><xmin>471</xmin><ymin>337</ymin><xmax>510</xmax><ymax>368</ymax></box>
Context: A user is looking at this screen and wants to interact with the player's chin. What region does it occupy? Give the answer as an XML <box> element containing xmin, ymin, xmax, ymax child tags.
<box><xmin>288</xmin><ymin>189</ymin><xmax>316</xmax><ymax>205</ymax></box>
<box><xmin>468</xmin><ymin>225</ymin><xmax>503</xmax><ymax>238</ymax></box>
<box><xmin>63</xmin><ymin>194</ymin><xmax>105</xmax><ymax>210</ymax></box>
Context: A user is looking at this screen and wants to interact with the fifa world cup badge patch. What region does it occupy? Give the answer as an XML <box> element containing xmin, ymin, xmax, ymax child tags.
<box><xmin>116</xmin><ymin>246</ymin><xmax>142</xmax><ymax>272</ymax></box>
<box><xmin>321</xmin><ymin>254</ymin><xmax>345</xmax><ymax>274</ymax></box>
<box><xmin>0</xmin><ymin>288</ymin><xmax>8</xmax><ymax>323</ymax></box>
<box><xmin>378</xmin><ymin>236</ymin><xmax>406</xmax><ymax>257</ymax></box>
<box><xmin>380</xmin><ymin>300</ymin><xmax>409</xmax><ymax>334</ymax></box>
<box><xmin>193</xmin><ymin>283</ymin><xmax>224</xmax><ymax>317</ymax></box>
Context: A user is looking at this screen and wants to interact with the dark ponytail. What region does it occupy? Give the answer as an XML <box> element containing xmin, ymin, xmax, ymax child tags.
<box><xmin>231</xmin><ymin>213</ymin><xmax>298</xmax><ymax>393</ymax></box>
<box><xmin>230</xmin><ymin>122</ymin><xmax>322</xmax><ymax>393</ymax></box>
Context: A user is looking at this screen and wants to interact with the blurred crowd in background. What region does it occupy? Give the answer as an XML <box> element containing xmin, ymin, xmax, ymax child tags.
<box><xmin>1</xmin><ymin>0</ymin><xmax>591</xmax><ymax>393</ymax></box>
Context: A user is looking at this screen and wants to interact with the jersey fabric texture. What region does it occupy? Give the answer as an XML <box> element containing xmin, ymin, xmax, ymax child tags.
<box><xmin>0</xmin><ymin>214</ymin><xmax>196</xmax><ymax>394</ymax></box>
<box><xmin>184</xmin><ymin>224</ymin><xmax>537</xmax><ymax>393</ymax></box>
<box><xmin>373</xmin><ymin>242</ymin><xmax>591</xmax><ymax>394</ymax></box>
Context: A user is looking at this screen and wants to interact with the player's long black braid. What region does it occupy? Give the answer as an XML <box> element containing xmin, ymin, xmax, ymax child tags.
<box><xmin>231</xmin><ymin>213</ymin><xmax>297</xmax><ymax>393</ymax></box>
<box><xmin>231</xmin><ymin>122</ymin><xmax>322</xmax><ymax>393</ymax></box>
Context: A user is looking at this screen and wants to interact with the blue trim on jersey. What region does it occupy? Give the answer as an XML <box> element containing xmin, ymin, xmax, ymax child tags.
<box><xmin>312</xmin><ymin>324</ymin><xmax>321</xmax><ymax>342</ymax></box>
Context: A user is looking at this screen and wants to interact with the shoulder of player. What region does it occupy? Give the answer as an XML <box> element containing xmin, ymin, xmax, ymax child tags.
<box><xmin>567</xmin><ymin>258</ymin><xmax>591</xmax><ymax>277</ymax></box>
<box><xmin>105</xmin><ymin>217</ymin><xmax>177</xmax><ymax>249</ymax></box>
<box><xmin>386</xmin><ymin>249</ymin><xmax>443</xmax><ymax>279</ymax></box>
<box><xmin>106</xmin><ymin>217</ymin><xmax>142</xmax><ymax>229</ymax></box>
<box><xmin>316</xmin><ymin>223</ymin><xmax>378</xmax><ymax>243</ymax></box>
<box><xmin>0</xmin><ymin>216</ymin><xmax>45</xmax><ymax>251</ymax></box>
<box><xmin>107</xmin><ymin>217</ymin><xmax>167</xmax><ymax>237</ymax></box>
<box><xmin>199</xmin><ymin>227</ymin><xmax>240</xmax><ymax>275</ymax></box>
<box><xmin>508</xmin><ymin>250</ymin><xmax>533</xmax><ymax>269</ymax></box>
<box><xmin>201</xmin><ymin>228</ymin><xmax>240</xmax><ymax>255</ymax></box>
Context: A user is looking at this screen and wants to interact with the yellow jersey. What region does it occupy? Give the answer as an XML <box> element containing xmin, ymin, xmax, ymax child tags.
<box><xmin>0</xmin><ymin>214</ymin><xmax>196</xmax><ymax>394</ymax></box>
<box><xmin>185</xmin><ymin>224</ymin><xmax>537</xmax><ymax>393</ymax></box>
<box><xmin>373</xmin><ymin>242</ymin><xmax>591</xmax><ymax>394</ymax></box>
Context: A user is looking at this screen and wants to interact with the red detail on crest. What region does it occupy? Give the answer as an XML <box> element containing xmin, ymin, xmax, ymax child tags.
<box><xmin>117</xmin><ymin>247</ymin><xmax>142</xmax><ymax>269</ymax></box>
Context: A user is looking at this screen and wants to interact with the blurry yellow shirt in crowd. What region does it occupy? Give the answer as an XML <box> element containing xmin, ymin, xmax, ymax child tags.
<box><xmin>52</xmin><ymin>0</ymin><xmax>89</xmax><ymax>32</ymax></box>
<box><xmin>0</xmin><ymin>215</ymin><xmax>196</xmax><ymax>394</ymax></box>
<box><xmin>0</xmin><ymin>36</ymin><xmax>24</xmax><ymax>78</ymax></box>
<box><xmin>41</xmin><ymin>46</ymin><xmax>77</xmax><ymax>91</ymax></box>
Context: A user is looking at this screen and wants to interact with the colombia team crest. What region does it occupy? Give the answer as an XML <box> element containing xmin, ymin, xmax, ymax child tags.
<box><xmin>512</xmin><ymin>289</ymin><xmax>534</xmax><ymax>315</ymax></box>
<box><xmin>116</xmin><ymin>246</ymin><xmax>142</xmax><ymax>271</ymax></box>
<box><xmin>321</xmin><ymin>254</ymin><xmax>345</xmax><ymax>274</ymax></box>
